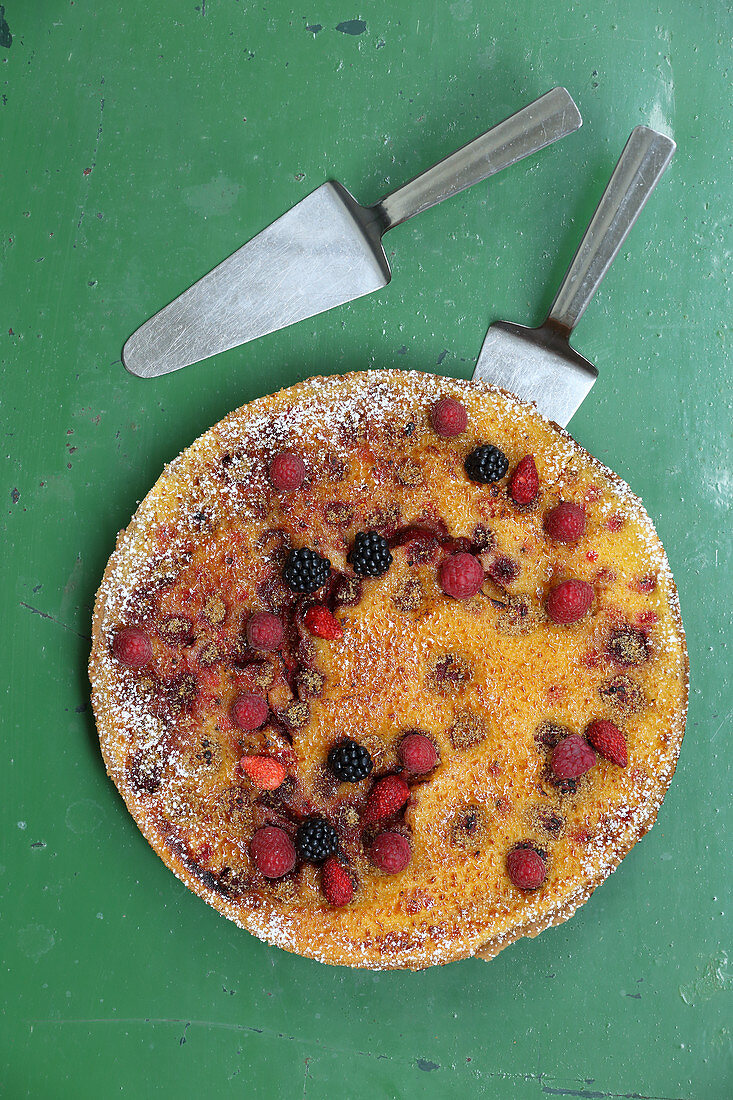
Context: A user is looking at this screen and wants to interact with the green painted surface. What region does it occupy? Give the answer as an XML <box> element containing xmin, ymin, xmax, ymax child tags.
<box><xmin>2</xmin><ymin>1</ymin><xmax>731</xmax><ymax>1096</ymax></box>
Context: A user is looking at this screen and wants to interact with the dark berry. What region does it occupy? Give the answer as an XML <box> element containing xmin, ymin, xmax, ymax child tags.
<box><xmin>327</xmin><ymin>739</ymin><xmax>374</xmax><ymax>782</ymax></box>
<box><xmin>282</xmin><ymin>547</ymin><xmax>331</xmax><ymax>593</ymax></box>
<box><xmin>347</xmin><ymin>531</ymin><xmax>393</xmax><ymax>577</ymax></box>
<box><xmin>465</xmin><ymin>444</ymin><xmax>509</xmax><ymax>484</ymax></box>
<box><xmin>295</xmin><ymin>816</ymin><xmax>339</xmax><ymax>862</ymax></box>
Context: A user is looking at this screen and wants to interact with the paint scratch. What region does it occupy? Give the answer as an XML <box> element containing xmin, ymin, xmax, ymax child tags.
<box><xmin>19</xmin><ymin>602</ymin><xmax>91</xmax><ymax>641</ymax></box>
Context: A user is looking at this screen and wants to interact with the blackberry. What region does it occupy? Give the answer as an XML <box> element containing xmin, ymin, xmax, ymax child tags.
<box><xmin>282</xmin><ymin>547</ymin><xmax>331</xmax><ymax>593</ymax></box>
<box><xmin>347</xmin><ymin>531</ymin><xmax>393</xmax><ymax>577</ymax></box>
<box><xmin>327</xmin><ymin>739</ymin><xmax>374</xmax><ymax>782</ymax></box>
<box><xmin>465</xmin><ymin>444</ymin><xmax>509</xmax><ymax>484</ymax></box>
<box><xmin>295</xmin><ymin>816</ymin><xmax>339</xmax><ymax>862</ymax></box>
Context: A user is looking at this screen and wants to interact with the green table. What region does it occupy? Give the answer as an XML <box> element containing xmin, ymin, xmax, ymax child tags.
<box><xmin>2</xmin><ymin>1</ymin><xmax>731</xmax><ymax>1096</ymax></box>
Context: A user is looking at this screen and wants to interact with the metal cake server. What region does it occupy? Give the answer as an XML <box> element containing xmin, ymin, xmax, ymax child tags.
<box><xmin>473</xmin><ymin>125</ymin><xmax>676</xmax><ymax>426</ymax></box>
<box><xmin>122</xmin><ymin>88</ymin><xmax>581</xmax><ymax>379</ymax></box>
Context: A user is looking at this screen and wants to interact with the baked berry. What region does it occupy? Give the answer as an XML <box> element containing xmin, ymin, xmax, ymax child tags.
<box><xmin>348</xmin><ymin>531</ymin><xmax>393</xmax><ymax>577</ymax></box>
<box><xmin>509</xmin><ymin>455</ymin><xmax>539</xmax><ymax>504</ymax></box>
<box><xmin>268</xmin><ymin>451</ymin><xmax>305</xmax><ymax>490</ymax></box>
<box><xmin>551</xmin><ymin>734</ymin><xmax>597</xmax><ymax>779</ymax></box>
<box><xmin>607</xmin><ymin>626</ymin><xmax>649</xmax><ymax>667</ymax></box>
<box><xmin>304</xmin><ymin>605</ymin><xmax>343</xmax><ymax>640</ymax></box>
<box><xmin>362</xmin><ymin>774</ymin><xmax>410</xmax><ymax>825</ymax></box>
<box><xmin>430</xmin><ymin>396</ymin><xmax>468</xmax><ymax>438</ymax></box>
<box><xmin>465</xmin><ymin>444</ymin><xmax>509</xmax><ymax>484</ymax></box>
<box><xmin>369</xmin><ymin>831</ymin><xmax>411</xmax><ymax>874</ymax></box>
<box><xmin>506</xmin><ymin>846</ymin><xmax>547</xmax><ymax>890</ymax></box>
<box><xmin>295</xmin><ymin>816</ymin><xmax>339</xmax><ymax>862</ymax></box>
<box><xmin>112</xmin><ymin>625</ymin><xmax>152</xmax><ymax>669</ymax></box>
<box><xmin>544</xmin><ymin>501</ymin><xmax>586</xmax><ymax>542</ymax></box>
<box><xmin>398</xmin><ymin>732</ymin><xmax>438</xmax><ymax>775</ymax></box>
<box><xmin>230</xmin><ymin>693</ymin><xmax>268</xmax><ymax>730</ymax></box>
<box><xmin>282</xmin><ymin>547</ymin><xmax>331</xmax><ymax>593</ymax></box>
<box><xmin>240</xmin><ymin>755</ymin><xmax>287</xmax><ymax>790</ymax></box>
<box><xmin>322</xmin><ymin>856</ymin><xmax>354</xmax><ymax>906</ymax></box>
<box><xmin>246</xmin><ymin>611</ymin><xmax>284</xmax><ymax>651</ymax></box>
<box><xmin>585</xmin><ymin>719</ymin><xmax>628</xmax><ymax>767</ymax></box>
<box><xmin>438</xmin><ymin>552</ymin><xmax>484</xmax><ymax>599</ymax></box>
<box><xmin>250</xmin><ymin>826</ymin><xmax>296</xmax><ymax>878</ymax></box>
<box><xmin>327</xmin><ymin>739</ymin><xmax>374</xmax><ymax>782</ymax></box>
<box><xmin>546</xmin><ymin>579</ymin><xmax>594</xmax><ymax>625</ymax></box>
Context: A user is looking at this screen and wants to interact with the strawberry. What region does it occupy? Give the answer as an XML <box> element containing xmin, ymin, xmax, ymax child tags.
<box><xmin>544</xmin><ymin>501</ymin><xmax>586</xmax><ymax>542</ymax></box>
<box><xmin>508</xmin><ymin>455</ymin><xmax>539</xmax><ymax>505</ymax></box>
<box><xmin>240</xmin><ymin>755</ymin><xmax>287</xmax><ymax>790</ymax></box>
<box><xmin>322</xmin><ymin>856</ymin><xmax>354</xmax><ymax>906</ymax></box>
<box><xmin>551</xmin><ymin>734</ymin><xmax>597</xmax><ymax>779</ymax></box>
<box><xmin>585</xmin><ymin>719</ymin><xmax>628</xmax><ymax>767</ymax></box>
<box><xmin>368</xmin><ymin>831</ymin><xmax>411</xmax><ymax>873</ymax></box>
<box><xmin>546</xmin><ymin>579</ymin><xmax>594</xmax><ymax>625</ymax></box>
<box><xmin>506</xmin><ymin>846</ymin><xmax>547</xmax><ymax>890</ymax></box>
<box><xmin>303</xmin><ymin>605</ymin><xmax>343</xmax><ymax>640</ymax></box>
<box><xmin>430</xmin><ymin>397</ymin><xmax>468</xmax><ymax>438</ymax></box>
<box><xmin>250</xmin><ymin>826</ymin><xmax>296</xmax><ymax>878</ymax></box>
<box><xmin>361</xmin><ymin>774</ymin><xmax>410</xmax><ymax>825</ymax></box>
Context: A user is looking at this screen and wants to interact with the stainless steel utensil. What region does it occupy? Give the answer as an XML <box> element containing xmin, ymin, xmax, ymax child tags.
<box><xmin>122</xmin><ymin>88</ymin><xmax>581</xmax><ymax>379</ymax></box>
<box><xmin>473</xmin><ymin>125</ymin><xmax>675</xmax><ymax>426</ymax></box>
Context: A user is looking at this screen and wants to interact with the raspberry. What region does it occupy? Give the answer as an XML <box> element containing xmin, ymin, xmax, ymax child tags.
<box><xmin>508</xmin><ymin>455</ymin><xmax>539</xmax><ymax>504</ymax></box>
<box><xmin>268</xmin><ymin>452</ymin><xmax>305</xmax><ymax>490</ymax></box>
<box><xmin>348</xmin><ymin>531</ymin><xmax>393</xmax><ymax>577</ymax></box>
<box><xmin>250</xmin><ymin>826</ymin><xmax>296</xmax><ymax>878</ymax></box>
<box><xmin>111</xmin><ymin>625</ymin><xmax>152</xmax><ymax>669</ymax></box>
<box><xmin>246</xmin><ymin>611</ymin><xmax>284</xmax><ymax>651</ymax></box>
<box><xmin>230</xmin><ymin>693</ymin><xmax>268</xmax><ymax>730</ymax></box>
<box><xmin>303</xmin><ymin>605</ymin><xmax>343</xmax><ymax>640</ymax></box>
<box><xmin>506</xmin><ymin>846</ymin><xmax>547</xmax><ymax>890</ymax></box>
<box><xmin>438</xmin><ymin>552</ymin><xmax>484</xmax><ymax>599</ymax></box>
<box><xmin>551</xmin><ymin>734</ymin><xmax>597</xmax><ymax>779</ymax></box>
<box><xmin>361</xmin><ymin>774</ymin><xmax>411</xmax><ymax>825</ymax></box>
<box><xmin>368</xmin><ymin>831</ymin><xmax>411</xmax><ymax>874</ymax></box>
<box><xmin>430</xmin><ymin>397</ymin><xmax>468</xmax><ymax>438</ymax></box>
<box><xmin>544</xmin><ymin>501</ymin><xmax>586</xmax><ymax>542</ymax></box>
<box><xmin>585</xmin><ymin>719</ymin><xmax>628</xmax><ymax>767</ymax></box>
<box><xmin>282</xmin><ymin>547</ymin><xmax>331</xmax><ymax>593</ymax></box>
<box><xmin>296</xmin><ymin>816</ymin><xmax>339</xmax><ymax>862</ymax></box>
<box><xmin>546</xmin><ymin>579</ymin><xmax>594</xmax><ymax>625</ymax></box>
<box><xmin>398</xmin><ymin>732</ymin><xmax>438</xmax><ymax>775</ymax></box>
<box><xmin>322</xmin><ymin>856</ymin><xmax>354</xmax><ymax>906</ymax></box>
<box><xmin>465</xmin><ymin>444</ymin><xmax>509</xmax><ymax>484</ymax></box>
<box><xmin>327</xmin><ymin>739</ymin><xmax>373</xmax><ymax>782</ymax></box>
<box><xmin>240</xmin><ymin>755</ymin><xmax>287</xmax><ymax>790</ymax></box>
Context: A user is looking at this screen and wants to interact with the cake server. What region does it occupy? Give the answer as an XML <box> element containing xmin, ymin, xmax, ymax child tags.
<box><xmin>473</xmin><ymin>125</ymin><xmax>676</xmax><ymax>426</ymax></box>
<box><xmin>122</xmin><ymin>88</ymin><xmax>581</xmax><ymax>379</ymax></box>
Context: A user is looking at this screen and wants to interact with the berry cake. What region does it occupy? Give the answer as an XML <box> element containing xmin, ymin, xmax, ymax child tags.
<box><xmin>89</xmin><ymin>371</ymin><xmax>688</xmax><ymax>969</ymax></box>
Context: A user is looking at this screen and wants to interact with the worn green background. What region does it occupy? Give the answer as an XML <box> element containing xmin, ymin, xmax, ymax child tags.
<box><xmin>1</xmin><ymin>1</ymin><xmax>731</xmax><ymax>1097</ymax></box>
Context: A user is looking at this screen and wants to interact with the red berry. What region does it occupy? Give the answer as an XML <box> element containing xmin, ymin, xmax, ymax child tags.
<box><xmin>551</xmin><ymin>734</ymin><xmax>597</xmax><ymax>779</ymax></box>
<box><xmin>438</xmin><ymin>552</ymin><xmax>483</xmax><ymax>599</ymax></box>
<box><xmin>546</xmin><ymin>579</ymin><xmax>594</xmax><ymax>625</ymax></box>
<box><xmin>303</xmin><ymin>605</ymin><xmax>343</xmax><ymax>640</ymax></box>
<box><xmin>430</xmin><ymin>397</ymin><xmax>468</xmax><ymax>438</ymax></box>
<box><xmin>250</xmin><ymin>826</ymin><xmax>296</xmax><ymax>878</ymax></box>
<box><xmin>361</xmin><ymin>774</ymin><xmax>410</xmax><ymax>826</ymax></box>
<box><xmin>544</xmin><ymin>501</ymin><xmax>586</xmax><ymax>542</ymax></box>
<box><xmin>369</xmin><ymin>831</ymin><xmax>411</xmax><ymax>874</ymax></box>
<box><xmin>585</xmin><ymin>719</ymin><xmax>628</xmax><ymax>767</ymax></box>
<box><xmin>111</xmin><ymin>626</ymin><xmax>152</xmax><ymax>669</ymax></box>
<box><xmin>506</xmin><ymin>847</ymin><xmax>547</xmax><ymax>890</ymax></box>
<box><xmin>230</xmin><ymin>693</ymin><xmax>268</xmax><ymax>730</ymax></box>
<box><xmin>509</xmin><ymin>455</ymin><xmax>539</xmax><ymax>505</ymax></box>
<box><xmin>240</xmin><ymin>755</ymin><xmax>287</xmax><ymax>790</ymax></box>
<box><xmin>399</xmin><ymin>733</ymin><xmax>438</xmax><ymax>775</ymax></box>
<box><xmin>322</xmin><ymin>856</ymin><xmax>354</xmax><ymax>906</ymax></box>
<box><xmin>246</xmin><ymin>611</ymin><xmax>284</xmax><ymax>651</ymax></box>
<box><xmin>268</xmin><ymin>452</ymin><xmax>305</xmax><ymax>490</ymax></box>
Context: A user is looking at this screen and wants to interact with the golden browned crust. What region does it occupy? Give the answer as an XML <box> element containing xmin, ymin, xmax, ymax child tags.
<box><xmin>89</xmin><ymin>371</ymin><xmax>688</xmax><ymax>969</ymax></box>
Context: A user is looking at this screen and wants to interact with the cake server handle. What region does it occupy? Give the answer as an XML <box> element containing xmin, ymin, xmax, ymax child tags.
<box><xmin>545</xmin><ymin>125</ymin><xmax>676</xmax><ymax>336</ymax></box>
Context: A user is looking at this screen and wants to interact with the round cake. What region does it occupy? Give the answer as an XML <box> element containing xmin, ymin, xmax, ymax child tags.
<box><xmin>89</xmin><ymin>370</ymin><xmax>688</xmax><ymax>969</ymax></box>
